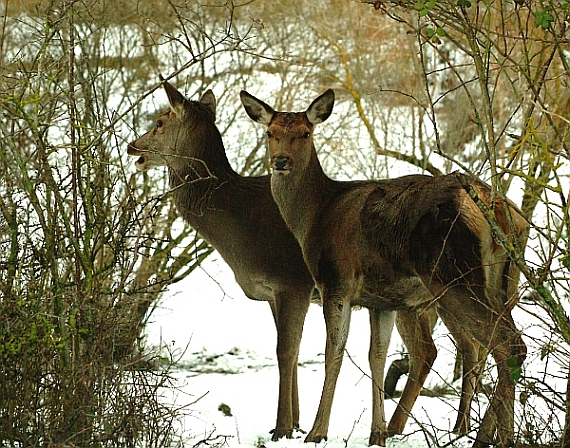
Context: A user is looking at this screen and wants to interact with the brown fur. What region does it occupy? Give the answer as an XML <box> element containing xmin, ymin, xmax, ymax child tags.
<box><xmin>241</xmin><ymin>88</ymin><xmax>528</xmax><ymax>447</ymax></box>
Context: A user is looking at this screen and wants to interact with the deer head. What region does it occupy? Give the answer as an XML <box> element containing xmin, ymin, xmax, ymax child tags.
<box><xmin>127</xmin><ymin>79</ymin><xmax>217</xmax><ymax>173</ymax></box>
<box><xmin>240</xmin><ymin>89</ymin><xmax>334</xmax><ymax>176</ymax></box>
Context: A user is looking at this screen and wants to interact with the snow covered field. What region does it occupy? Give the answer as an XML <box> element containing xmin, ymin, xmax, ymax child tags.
<box><xmin>145</xmin><ymin>256</ymin><xmax>503</xmax><ymax>448</ymax></box>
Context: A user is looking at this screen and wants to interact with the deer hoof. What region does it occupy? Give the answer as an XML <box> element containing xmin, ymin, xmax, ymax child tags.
<box><xmin>386</xmin><ymin>423</ymin><xmax>404</xmax><ymax>438</ymax></box>
<box><xmin>304</xmin><ymin>431</ymin><xmax>328</xmax><ymax>443</ymax></box>
<box><xmin>368</xmin><ymin>431</ymin><xmax>387</xmax><ymax>447</ymax></box>
<box><xmin>452</xmin><ymin>421</ymin><xmax>470</xmax><ymax>436</ymax></box>
<box><xmin>471</xmin><ymin>440</ymin><xmax>493</xmax><ymax>448</ymax></box>
<box><xmin>270</xmin><ymin>428</ymin><xmax>293</xmax><ymax>441</ymax></box>
<box><xmin>385</xmin><ymin>428</ymin><xmax>400</xmax><ymax>438</ymax></box>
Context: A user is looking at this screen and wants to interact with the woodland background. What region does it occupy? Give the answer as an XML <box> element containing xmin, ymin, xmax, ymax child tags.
<box><xmin>0</xmin><ymin>0</ymin><xmax>569</xmax><ymax>446</ymax></box>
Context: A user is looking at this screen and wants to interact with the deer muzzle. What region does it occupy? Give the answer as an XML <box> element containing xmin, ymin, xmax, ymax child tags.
<box><xmin>127</xmin><ymin>143</ymin><xmax>148</xmax><ymax>171</ymax></box>
<box><xmin>272</xmin><ymin>156</ymin><xmax>291</xmax><ymax>174</ymax></box>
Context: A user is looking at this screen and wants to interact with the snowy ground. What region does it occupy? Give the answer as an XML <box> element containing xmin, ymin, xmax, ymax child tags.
<box><xmin>144</xmin><ymin>255</ymin><xmax>506</xmax><ymax>448</ymax></box>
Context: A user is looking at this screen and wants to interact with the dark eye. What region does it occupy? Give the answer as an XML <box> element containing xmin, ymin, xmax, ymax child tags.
<box><xmin>266</xmin><ymin>131</ymin><xmax>273</xmax><ymax>138</ymax></box>
<box><xmin>302</xmin><ymin>132</ymin><xmax>310</xmax><ymax>138</ymax></box>
<box><xmin>156</xmin><ymin>120</ymin><xmax>163</xmax><ymax>128</ymax></box>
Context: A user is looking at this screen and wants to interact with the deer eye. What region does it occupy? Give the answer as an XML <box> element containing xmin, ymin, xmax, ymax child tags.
<box><xmin>156</xmin><ymin>119</ymin><xmax>164</xmax><ymax>128</ymax></box>
<box><xmin>302</xmin><ymin>132</ymin><xmax>310</xmax><ymax>139</ymax></box>
<box><xmin>266</xmin><ymin>131</ymin><xmax>273</xmax><ymax>138</ymax></box>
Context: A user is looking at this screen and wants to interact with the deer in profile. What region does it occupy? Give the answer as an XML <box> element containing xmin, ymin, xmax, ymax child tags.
<box><xmin>127</xmin><ymin>79</ymin><xmax>476</xmax><ymax>443</ymax></box>
<box><xmin>127</xmin><ymin>79</ymin><xmax>315</xmax><ymax>440</ymax></box>
<box><xmin>240</xmin><ymin>88</ymin><xmax>528</xmax><ymax>447</ymax></box>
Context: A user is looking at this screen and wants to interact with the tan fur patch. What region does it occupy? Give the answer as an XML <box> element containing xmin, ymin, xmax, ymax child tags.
<box><xmin>458</xmin><ymin>188</ymin><xmax>490</xmax><ymax>242</ymax></box>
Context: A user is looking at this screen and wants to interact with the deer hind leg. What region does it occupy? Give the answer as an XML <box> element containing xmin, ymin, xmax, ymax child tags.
<box><xmin>305</xmin><ymin>285</ymin><xmax>355</xmax><ymax>444</ymax></box>
<box><xmin>387</xmin><ymin>308</ymin><xmax>437</xmax><ymax>437</ymax></box>
<box><xmin>368</xmin><ymin>308</ymin><xmax>396</xmax><ymax>446</ymax></box>
<box><xmin>436</xmin><ymin>305</ymin><xmax>481</xmax><ymax>436</ymax></box>
<box><xmin>475</xmin><ymin>313</ymin><xmax>525</xmax><ymax>448</ymax></box>
<box><xmin>438</xmin><ymin>290</ymin><xmax>526</xmax><ymax>448</ymax></box>
<box><xmin>268</xmin><ymin>291</ymin><xmax>310</xmax><ymax>440</ymax></box>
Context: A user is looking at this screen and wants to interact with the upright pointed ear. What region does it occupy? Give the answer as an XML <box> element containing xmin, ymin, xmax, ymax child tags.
<box><xmin>161</xmin><ymin>78</ymin><xmax>187</xmax><ymax>118</ymax></box>
<box><xmin>306</xmin><ymin>89</ymin><xmax>334</xmax><ymax>125</ymax></box>
<box><xmin>200</xmin><ymin>89</ymin><xmax>216</xmax><ymax>121</ymax></box>
<box><xmin>240</xmin><ymin>91</ymin><xmax>275</xmax><ymax>125</ymax></box>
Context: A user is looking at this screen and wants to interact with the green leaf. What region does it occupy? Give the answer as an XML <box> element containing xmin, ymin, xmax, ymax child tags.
<box><xmin>507</xmin><ymin>356</ymin><xmax>522</xmax><ymax>383</ymax></box>
<box><xmin>561</xmin><ymin>252</ymin><xmax>570</xmax><ymax>271</ymax></box>
<box><xmin>540</xmin><ymin>344</ymin><xmax>552</xmax><ymax>360</ymax></box>
<box><xmin>436</xmin><ymin>26</ymin><xmax>446</xmax><ymax>37</ymax></box>
<box><xmin>534</xmin><ymin>8</ymin><xmax>554</xmax><ymax>29</ymax></box>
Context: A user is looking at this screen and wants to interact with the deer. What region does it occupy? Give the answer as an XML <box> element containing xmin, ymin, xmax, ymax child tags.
<box><xmin>240</xmin><ymin>88</ymin><xmax>528</xmax><ymax>447</ymax></box>
<box><xmin>127</xmin><ymin>79</ymin><xmax>489</xmax><ymax>443</ymax></box>
<box><xmin>128</xmin><ymin>80</ymin><xmax>491</xmax><ymax>443</ymax></box>
<box><xmin>127</xmin><ymin>79</ymin><xmax>315</xmax><ymax>440</ymax></box>
<box><xmin>127</xmin><ymin>80</ymin><xmax>472</xmax><ymax>441</ymax></box>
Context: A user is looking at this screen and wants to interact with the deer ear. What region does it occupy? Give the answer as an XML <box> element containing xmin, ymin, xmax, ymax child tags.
<box><xmin>162</xmin><ymin>79</ymin><xmax>187</xmax><ymax>118</ymax></box>
<box><xmin>240</xmin><ymin>91</ymin><xmax>275</xmax><ymax>125</ymax></box>
<box><xmin>306</xmin><ymin>89</ymin><xmax>334</xmax><ymax>125</ymax></box>
<box><xmin>200</xmin><ymin>89</ymin><xmax>216</xmax><ymax>121</ymax></box>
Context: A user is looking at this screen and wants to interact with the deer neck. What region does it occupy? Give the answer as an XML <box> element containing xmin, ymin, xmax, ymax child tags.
<box><xmin>168</xmin><ymin>139</ymin><xmax>238</xmax><ymax>225</ymax></box>
<box><xmin>271</xmin><ymin>149</ymin><xmax>335</xmax><ymax>247</ymax></box>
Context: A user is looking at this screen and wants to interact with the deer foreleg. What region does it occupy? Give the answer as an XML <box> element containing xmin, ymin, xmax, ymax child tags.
<box><xmin>368</xmin><ymin>309</ymin><xmax>396</xmax><ymax>446</ymax></box>
<box><xmin>269</xmin><ymin>293</ymin><xmax>310</xmax><ymax>440</ymax></box>
<box><xmin>305</xmin><ymin>291</ymin><xmax>353</xmax><ymax>444</ymax></box>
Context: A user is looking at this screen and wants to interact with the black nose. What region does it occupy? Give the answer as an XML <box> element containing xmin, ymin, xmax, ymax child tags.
<box><xmin>273</xmin><ymin>156</ymin><xmax>290</xmax><ymax>171</ymax></box>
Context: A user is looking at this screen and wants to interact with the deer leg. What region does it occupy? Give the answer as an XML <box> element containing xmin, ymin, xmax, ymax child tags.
<box><xmin>368</xmin><ymin>309</ymin><xmax>396</xmax><ymax>446</ymax></box>
<box><xmin>387</xmin><ymin>308</ymin><xmax>437</xmax><ymax>437</ymax></box>
<box><xmin>453</xmin><ymin>338</ymin><xmax>479</xmax><ymax>436</ymax></box>
<box><xmin>384</xmin><ymin>356</ymin><xmax>409</xmax><ymax>398</ymax></box>
<box><xmin>436</xmin><ymin>305</ymin><xmax>480</xmax><ymax>436</ymax></box>
<box><xmin>475</xmin><ymin>314</ymin><xmax>525</xmax><ymax>448</ymax></box>
<box><xmin>438</xmin><ymin>291</ymin><xmax>525</xmax><ymax>448</ymax></box>
<box><xmin>305</xmin><ymin>288</ymin><xmax>353</xmax><ymax>444</ymax></box>
<box><xmin>268</xmin><ymin>292</ymin><xmax>310</xmax><ymax>440</ymax></box>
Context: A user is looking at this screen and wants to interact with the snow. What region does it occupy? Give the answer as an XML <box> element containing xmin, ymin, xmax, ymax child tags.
<box><xmin>164</xmin><ymin>364</ymin><xmax>472</xmax><ymax>448</ymax></box>
<box><xmin>145</xmin><ymin>256</ymin><xmax>484</xmax><ymax>448</ymax></box>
